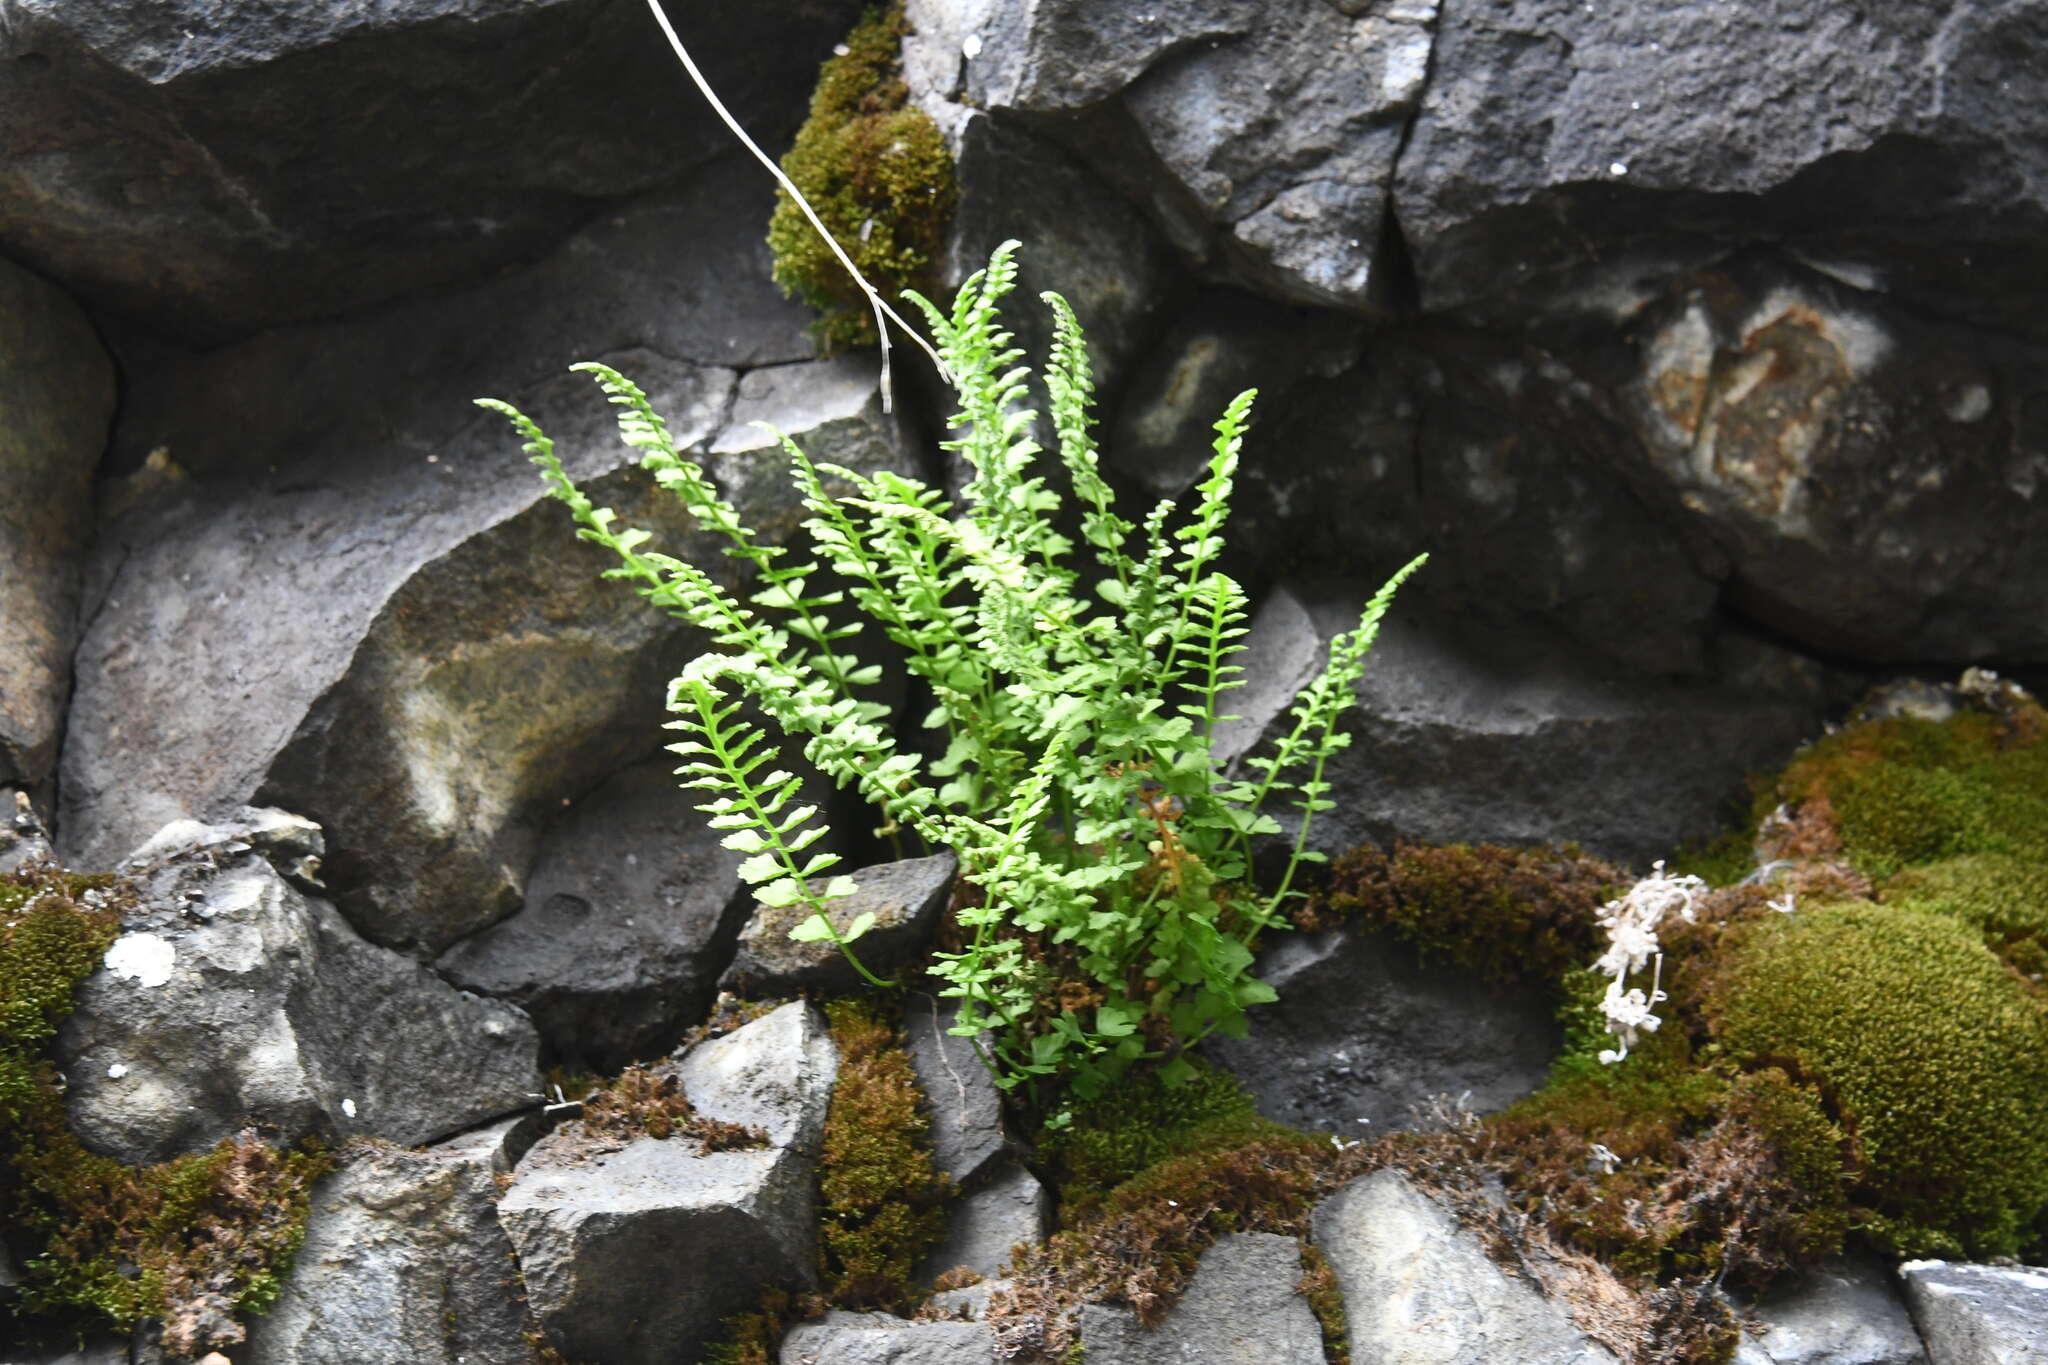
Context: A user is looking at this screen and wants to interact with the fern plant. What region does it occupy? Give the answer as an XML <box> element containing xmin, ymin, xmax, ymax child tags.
<box><xmin>480</xmin><ymin>241</ymin><xmax>1424</xmax><ymax>1103</ymax></box>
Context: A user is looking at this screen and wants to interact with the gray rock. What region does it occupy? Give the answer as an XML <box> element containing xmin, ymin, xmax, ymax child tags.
<box><xmin>1734</xmin><ymin>1256</ymin><xmax>1929</xmax><ymax>1365</ymax></box>
<box><xmin>243</xmin><ymin>1116</ymin><xmax>546</xmax><ymax>1365</ymax></box>
<box><xmin>912</xmin><ymin>0</ymin><xmax>1430</xmax><ymax>313</ymax></box>
<box><xmin>7</xmin><ymin>1341</ymin><xmax>132</xmax><ymax>1365</ymax></box>
<box><xmin>933</xmin><ymin>111</ymin><xmax>1174</xmax><ymax>399</ymax></box>
<box><xmin>918</xmin><ymin>1161</ymin><xmax>1047</xmax><ymax>1284</ymax></box>
<box><xmin>903</xmin><ymin>994</ymin><xmax>1007</xmax><ymax>1188</ymax></box>
<box><xmin>1595</xmin><ymin>252</ymin><xmax>2048</xmax><ymax>664</ymax></box>
<box><xmin>722</xmin><ymin>853</ymin><xmax>956</xmax><ymax>996</ymax></box>
<box><xmin>1312</xmin><ymin>1169</ymin><xmax>1619</xmax><ymax>1365</ymax></box>
<box><xmin>780</xmin><ymin>1311</ymin><xmax>994</xmax><ymax>1365</ymax></box>
<box><xmin>1212</xmin><ymin>582</ymin><xmax>1826</xmax><ymax>869</ymax></box>
<box><xmin>930</xmin><ymin>1278</ymin><xmax>1010</xmax><ymax>1322</ymax></box>
<box><xmin>437</xmin><ymin>756</ymin><xmax>752</xmax><ymax>1071</ymax></box>
<box><xmin>0</xmin><ymin>256</ymin><xmax>114</xmax><ymax>791</ymax></box>
<box><xmin>1205</xmin><ymin>925</ymin><xmax>1557</xmax><ymax>1136</ymax></box>
<box><xmin>1899</xmin><ymin>1261</ymin><xmax>2048</xmax><ymax>1365</ymax></box>
<box><xmin>500</xmin><ymin>1001</ymin><xmax>838</xmax><ymax>1365</ymax></box>
<box><xmin>1108</xmin><ymin>306</ymin><xmax>1722</xmax><ymax>675</ymax></box>
<box><xmin>0</xmin><ymin>0</ymin><xmax>864</xmax><ymax>340</ymax></box>
<box><xmin>56</xmin><ymin>824</ymin><xmax>541</xmax><ymax>1165</ymax></box>
<box><xmin>0</xmin><ymin>789</ymin><xmax>55</xmax><ymax>874</ymax></box>
<box><xmin>1398</xmin><ymin>0</ymin><xmax>2048</xmax><ymax>337</ymax></box>
<box><xmin>1075</xmin><ymin>1232</ymin><xmax>1326</xmax><ymax>1365</ymax></box>
<box><xmin>61</xmin><ymin>160</ymin><xmax>917</xmax><ymax>956</ymax></box>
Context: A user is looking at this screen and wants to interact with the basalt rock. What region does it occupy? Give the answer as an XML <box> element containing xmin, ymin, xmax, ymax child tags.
<box><xmin>243</xmin><ymin>1116</ymin><xmax>547</xmax><ymax>1365</ymax></box>
<box><xmin>500</xmin><ymin>1001</ymin><xmax>838</xmax><ymax>1365</ymax></box>
<box><xmin>0</xmin><ymin>0</ymin><xmax>865</xmax><ymax>341</ymax></box>
<box><xmin>1313</xmin><ymin>1169</ymin><xmax>1620</xmax><ymax>1364</ymax></box>
<box><xmin>437</xmin><ymin>755</ymin><xmax>753</xmax><ymax>1072</ymax></box>
<box><xmin>60</xmin><ymin>158</ymin><xmax>917</xmax><ymax>956</ymax></box>
<box><xmin>0</xmin><ymin>257</ymin><xmax>114</xmax><ymax>793</ymax></box>
<box><xmin>56</xmin><ymin>818</ymin><xmax>540</xmax><ymax>1166</ymax></box>
<box><xmin>1074</xmin><ymin>1232</ymin><xmax>1326</xmax><ymax>1365</ymax></box>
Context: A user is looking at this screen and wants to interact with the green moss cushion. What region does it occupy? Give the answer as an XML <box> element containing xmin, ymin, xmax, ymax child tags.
<box><xmin>1712</xmin><ymin>900</ymin><xmax>2048</xmax><ymax>1257</ymax></box>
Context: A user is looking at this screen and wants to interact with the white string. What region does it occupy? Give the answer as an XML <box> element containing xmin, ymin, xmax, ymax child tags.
<box><xmin>643</xmin><ymin>0</ymin><xmax>954</xmax><ymax>410</ymax></box>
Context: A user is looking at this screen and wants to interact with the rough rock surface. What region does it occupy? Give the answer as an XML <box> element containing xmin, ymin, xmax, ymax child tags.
<box><xmin>0</xmin><ymin>258</ymin><xmax>115</xmax><ymax>791</ymax></box>
<box><xmin>60</xmin><ymin>158</ymin><xmax>916</xmax><ymax>956</ymax></box>
<box><xmin>1593</xmin><ymin>251</ymin><xmax>2048</xmax><ymax>664</ymax></box>
<box><xmin>1205</xmin><ymin>926</ymin><xmax>1557</xmax><ymax>1135</ymax></box>
<box><xmin>1899</xmin><ymin>1261</ymin><xmax>2048</xmax><ymax>1365</ymax></box>
<box><xmin>500</xmin><ymin>1001</ymin><xmax>838</xmax><ymax>1365</ymax></box>
<box><xmin>0</xmin><ymin>0</ymin><xmax>865</xmax><ymax>339</ymax></box>
<box><xmin>1210</xmin><ymin>583</ymin><xmax>1830</xmax><ymax>868</ymax></box>
<box><xmin>1733</xmin><ymin>1255</ymin><xmax>1929</xmax><ymax>1365</ymax></box>
<box><xmin>903</xmin><ymin>994</ymin><xmax>1007</xmax><ymax>1189</ymax></box>
<box><xmin>1075</xmin><ymin>1232</ymin><xmax>1326</xmax><ymax>1365</ymax></box>
<box><xmin>1313</xmin><ymin>1169</ymin><xmax>1619</xmax><ymax>1365</ymax></box>
<box><xmin>243</xmin><ymin>1116</ymin><xmax>545</xmax><ymax>1365</ymax></box>
<box><xmin>780</xmin><ymin>1312</ymin><xmax>994</xmax><ymax>1365</ymax></box>
<box><xmin>722</xmin><ymin>853</ymin><xmax>957</xmax><ymax>996</ymax></box>
<box><xmin>55</xmin><ymin>818</ymin><xmax>540</xmax><ymax>1166</ymax></box>
<box><xmin>437</xmin><ymin>756</ymin><xmax>752</xmax><ymax>1071</ymax></box>
<box><xmin>1396</xmin><ymin>0</ymin><xmax>2048</xmax><ymax>341</ymax></box>
<box><xmin>910</xmin><ymin>0</ymin><xmax>1434</xmax><ymax>312</ymax></box>
<box><xmin>918</xmin><ymin>1161</ymin><xmax>1047</xmax><ymax>1284</ymax></box>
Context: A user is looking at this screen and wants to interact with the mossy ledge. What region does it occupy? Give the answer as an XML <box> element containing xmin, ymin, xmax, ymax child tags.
<box><xmin>0</xmin><ymin>861</ymin><xmax>330</xmax><ymax>1355</ymax></box>
<box><xmin>767</xmin><ymin>1</ymin><xmax>958</xmax><ymax>350</ymax></box>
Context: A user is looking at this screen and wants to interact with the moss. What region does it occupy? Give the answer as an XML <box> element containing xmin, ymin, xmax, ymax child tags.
<box><xmin>1300</xmin><ymin>841</ymin><xmax>1625</xmax><ymax>991</ymax></box>
<box><xmin>1882</xmin><ymin>852</ymin><xmax>2048</xmax><ymax>982</ymax></box>
<box><xmin>1766</xmin><ymin>702</ymin><xmax>2048</xmax><ymax>881</ymax></box>
<box><xmin>1668</xmin><ymin>827</ymin><xmax>1756</xmax><ymax>890</ymax></box>
<box><xmin>818</xmin><ymin>997</ymin><xmax>951</xmax><ymax>1310</ymax></box>
<box><xmin>1295</xmin><ymin>1243</ymin><xmax>1348</xmax><ymax>1365</ymax></box>
<box><xmin>578</xmin><ymin>1063</ymin><xmax>767</xmax><ymax>1150</ymax></box>
<box><xmin>767</xmin><ymin>3</ymin><xmax>958</xmax><ymax>350</ymax></box>
<box><xmin>1035</xmin><ymin>1056</ymin><xmax>1263</xmax><ymax>1226</ymax></box>
<box><xmin>1706</xmin><ymin>900</ymin><xmax>2048</xmax><ymax>1258</ymax></box>
<box><xmin>1</xmin><ymin>864</ymin><xmax>332</xmax><ymax>1353</ymax></box>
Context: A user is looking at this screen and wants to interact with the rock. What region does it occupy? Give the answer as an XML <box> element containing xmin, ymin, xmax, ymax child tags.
<box><xmin>56</xmin><ymin>822</ymin><xmax>541</xmax><ymax>1165</ymax></box>
<box><xmin>911</xmin><ymin>0</ymin><xmax>1431</xmax><ymax>313</ymax></box>
<box><xmin>1899</xmin><ymin>1261</ymin><xmax>2048</xmax><ymax>1365</ymax></box>
<box><xmin>500</xmin><ymin>1001</ymin><xmax>838</xmax><ymax>1365</ymax></box>
<box><xmin>0</xmin><ymin>0</ymin><xmax>865</xmax><ymax>340</ymax></box>
<box><xmin>0</xmin><ymin>256</ymin><xmax>115</xmax><ymax>791</ymax></box>
<box><xmin>1075</xmin><ymin>1232</ymin><xmax>1326</xmax><ymax>1365</ymax></box>
<box><xmin>1108</xmin><ymin>302</ymin><xmax>1722</xmax><ymax>675</ymax></box>
<box><xmin>919</xmin><ymin>1161</ymin><xmax>1047</xmax><ymax>1284</ymax></box>
<box><xmin>1395</xmin><ymin>0</ymin><xmax>2048</xmax><ymax>342</ymax></box>
<box><xmin>437</xmin><ymin>756</ymin><xmax>752</xmax><ymax>1071</ymax></box>
<box><xmin>1211</xmin><ymin>582</ymin><xmax>1828</xmax><ymax>869</ymax></box>
<box><xmin>1734</xmin><ymin>1255</ymin><xmax>1929</xmax><ymax>1365</ymax></box>
<box><xmin>243</xmin><ymin>1116</ymin><xmax>546</xmax><ymax>1365</ymax></box>
<box><xmin>903</xmin><ymin>994</ymin><xmax>1007</xmax><ymax>1188</ymax></box>
<box><xmin>779</xmin><ymin>1311</ymin><xmax>994</xmax><ymax>1365</ymax></box>
<box><xmin>1593</xmin><ymin>252</ymin><xmax>2048</xmax><ymax>664</ymax></box>
<box><xmin>1313</xmin><ymin>1169</ymin><xmax>1619</xmax><ymax>1364</ymax></box>
<box><xmin>61</xmin><ymin>158</ymin><xmax>918</xmax><ymax>956</ymax></box>
<box><xmin>927</xmin><ymin>109</ymin><xmax>1174</xmax><ymax>398</ymax></box>
<box><xmin>7</xmin><ymin>1341</ymin><xmax>132</xmax><ymax>1365</ymax></box>
<box><xmin>930</xmin><ymin>1278</ymin><xmax>1010</xmax><ymax>1322</ymax></box>
<box><xmin>722</xmin><ymin>853</ymin><xmax>956</xmax><ymax>997</ymax></box>
<box><xmin>1205</xmin><ymin>925</ymin><xmax>1557</xmax><ymax>1135</ymax></box>
<box><xmin>0</xmin><ymin>789</ymin><xmax>55</xmax><ymax>874</ymax></box>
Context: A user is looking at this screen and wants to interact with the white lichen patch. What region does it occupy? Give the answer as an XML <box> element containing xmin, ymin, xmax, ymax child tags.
<box><xmin>103</xmin><ymin>932</ymin><xmax>177</xmax><ymax>988</ymax></box>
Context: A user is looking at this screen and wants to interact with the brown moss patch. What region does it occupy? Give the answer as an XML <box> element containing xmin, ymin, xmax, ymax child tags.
<box><xmin>818</xmin><ymin>997</ymin><xmax>951</xmax><ymax>1310</ymax></box>
<box><xmin>1299</xmin><ymin>840</ymin><xmax>1625</xmax><ymax>990</ymax></box>
<box><xmin>578</xmin><ymin>1064</ymin><xmax>766</xmax><ymax>1151</ymax></box>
